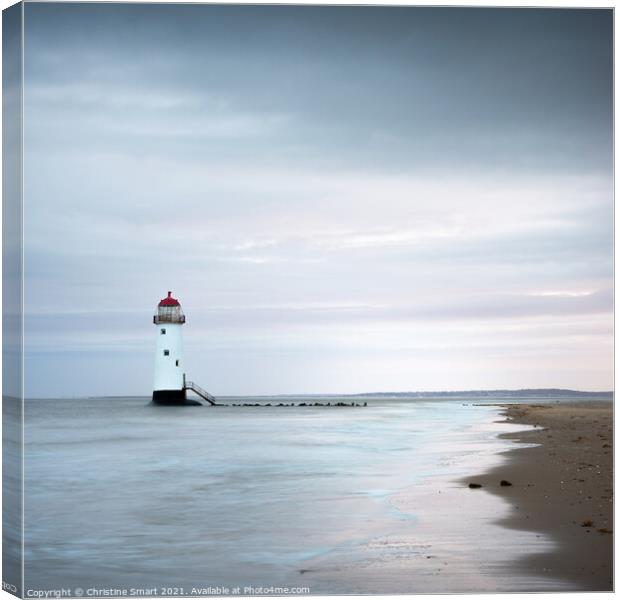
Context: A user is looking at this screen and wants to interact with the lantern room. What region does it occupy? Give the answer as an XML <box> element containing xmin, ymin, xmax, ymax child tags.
<box><xmin>153</xmin><ymin>291</ymin><xmax>186</xmax><ymax>324</ymax></box>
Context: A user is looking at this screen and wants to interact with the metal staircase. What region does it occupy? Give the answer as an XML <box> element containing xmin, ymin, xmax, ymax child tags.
<box><xmin>184</xmin><ymin>380</ymin><xmax>218</xmax><ymax>405</ymax></box>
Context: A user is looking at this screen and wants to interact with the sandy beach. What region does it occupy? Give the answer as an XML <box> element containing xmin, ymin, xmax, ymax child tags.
<box><xmin>469</xmin><ymin>401</ymin><xmax>613</xmax><ymax>591</ymax></box>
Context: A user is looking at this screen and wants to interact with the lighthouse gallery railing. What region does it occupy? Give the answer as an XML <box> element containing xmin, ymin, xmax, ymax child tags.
<box><xmin>153</xmin><ymin>314</ymin><xmax>186</xmax><ymax>324</ymax></box>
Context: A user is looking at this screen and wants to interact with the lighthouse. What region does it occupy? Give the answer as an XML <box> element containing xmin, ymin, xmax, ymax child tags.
<box><xmin>152</xmin><ymin>291</ymin><xmax>187</xmax><ymax>404</ymax></box>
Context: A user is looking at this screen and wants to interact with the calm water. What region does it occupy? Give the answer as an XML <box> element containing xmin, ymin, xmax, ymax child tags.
<box><xmin>20</xmin><ymin>395</ymin><xmax>596</xmax><ymax>594</ymax></box>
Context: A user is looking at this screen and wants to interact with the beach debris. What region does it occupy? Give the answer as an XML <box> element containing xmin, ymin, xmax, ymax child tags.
<box><xmin>468</xmin><ymin>483</ymin><xmax>482</xmax><ymax>489</ymax></box>
<box><xmin>500</xmin><ymin>480</ymin><xmax>512</xmax><ymax>487</ymax></box>
<box><xmin>581</xmin><ymin>520</ymin><xmax>594</xmax><ymax>528</ymax></box>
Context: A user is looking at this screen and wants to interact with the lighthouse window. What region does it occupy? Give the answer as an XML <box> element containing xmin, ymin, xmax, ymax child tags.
<box><xmin>175</xmin><ymin>360</ymin><xmax>180</xmax><ymax>367</ymax></box>
<box><xmin>163</xmin><ymin>350</ymin><xmax>169</xmax><ymax>356</ymax></box>
<box><xmin>160</xmin><ymin>328</ymin><xmax>166</xmax><ymax>335</ymax></box>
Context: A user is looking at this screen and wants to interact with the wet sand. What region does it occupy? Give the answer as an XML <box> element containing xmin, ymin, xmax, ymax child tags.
<box><xmin>301</xmin><ymin>405</ymin><xmax>576</xmax><ymax>594</ymax></box>
<box><xmin>469</xmin><ymin>401</ymin><xmax>613</xmax><ymax>591</ymax></box>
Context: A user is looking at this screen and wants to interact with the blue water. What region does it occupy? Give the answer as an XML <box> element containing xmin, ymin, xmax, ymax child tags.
<box><xmin>21</xmin><ymin>396</ymin><xmax>593</xmax><ymax>594</ymax></box>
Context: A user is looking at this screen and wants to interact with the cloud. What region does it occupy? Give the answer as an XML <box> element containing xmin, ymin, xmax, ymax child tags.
<box><xmin>20</xmin><ymin>4</ymin><xmax>613</xmax><ymax>395</ymax></box>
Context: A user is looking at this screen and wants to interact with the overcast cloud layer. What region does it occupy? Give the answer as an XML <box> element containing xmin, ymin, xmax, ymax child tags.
<box><xmin>23</xmin><ymin>5</ymin><xmax>613</xmax><ymax>397</ymax></box>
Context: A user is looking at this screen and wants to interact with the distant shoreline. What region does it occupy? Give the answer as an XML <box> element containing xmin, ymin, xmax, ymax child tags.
<box><xmin>322</xmin><ymin>389</ymin><xmax>614</xmax><ymax>398</ymax></box>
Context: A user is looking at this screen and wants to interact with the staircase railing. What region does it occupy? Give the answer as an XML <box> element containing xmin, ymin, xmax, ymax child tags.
<box><xmin>184</xmin><ymin>380</ymin><xmax>217</xmax><ymax>405</ymax></box>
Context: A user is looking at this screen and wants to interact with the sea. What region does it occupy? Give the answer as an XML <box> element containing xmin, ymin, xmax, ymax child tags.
<box><xmin>12</xmin><ymin>393</ymin><xmax>610</xmax><ymax>595</ymax></box>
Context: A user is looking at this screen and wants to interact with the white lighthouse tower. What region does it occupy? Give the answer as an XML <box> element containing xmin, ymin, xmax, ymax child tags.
<box><xmin>152</xmin><ymin>291</ymin><xmax>186</xmax><ymax>404</ymax></box>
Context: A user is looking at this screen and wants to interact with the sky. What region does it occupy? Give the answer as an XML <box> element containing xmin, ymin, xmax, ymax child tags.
<box><xmin>22</xmin><ymin>4</ymin><xmax>613</xmax><ymax>397</ymax></box>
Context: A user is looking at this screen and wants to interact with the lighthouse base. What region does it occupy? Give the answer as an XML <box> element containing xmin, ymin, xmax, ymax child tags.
<box><xmin>152</xmin><ymin>389</ymin><xmax>197</xmax><ymax>406</ymax></box>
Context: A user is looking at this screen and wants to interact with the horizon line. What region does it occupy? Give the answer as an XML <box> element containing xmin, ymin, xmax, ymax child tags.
<box><xmin>19</xmin><ymin>387</ymin><xmax>615</xmax><ymax>401</ymax></box>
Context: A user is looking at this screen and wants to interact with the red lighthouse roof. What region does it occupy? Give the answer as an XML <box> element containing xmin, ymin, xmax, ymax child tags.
<box><xmin>159</xmin><ymin>291</ymin><xmax>180</xmax><ymax>307</ymax></box>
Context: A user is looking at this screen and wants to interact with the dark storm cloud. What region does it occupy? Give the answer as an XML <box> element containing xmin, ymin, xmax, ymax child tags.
<box><xmin>24</xmin><ymin>5</ymin><xmax>612</xmax><ymax>170</ymax></box>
